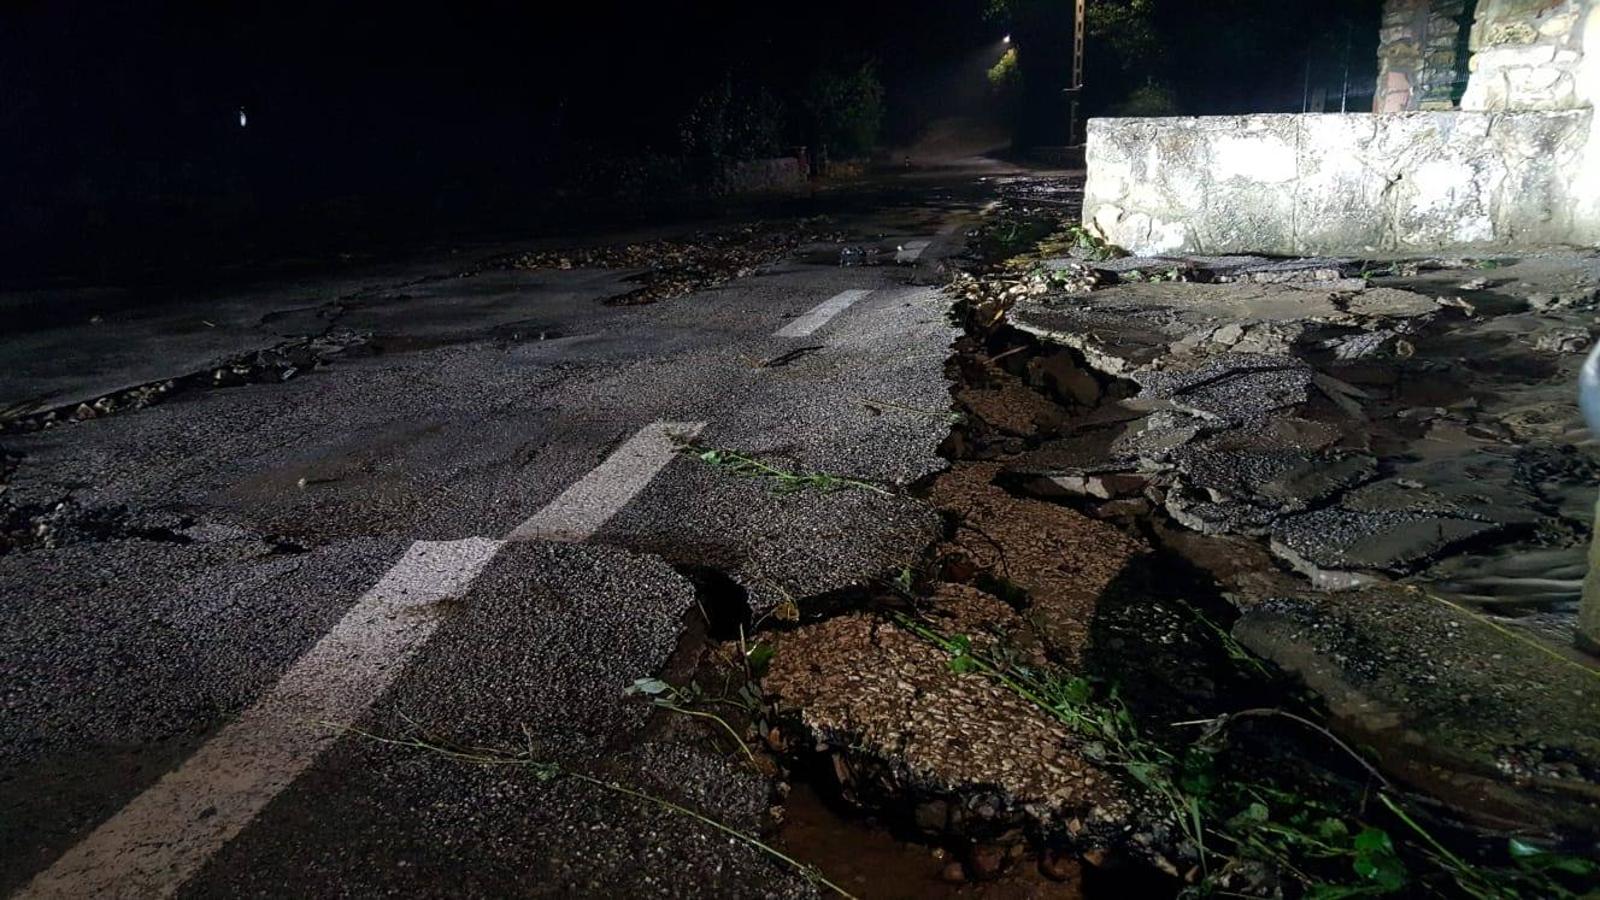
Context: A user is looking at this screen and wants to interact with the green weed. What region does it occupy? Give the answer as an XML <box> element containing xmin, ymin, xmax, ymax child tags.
<box><xmin>1046</xmin><ymin>224</ymin><xmax>1123</xmax><ymax>263</ymax></box>
<box><xmin>897</xmin><ymin>614</ymin><xmax>1599</xmax><ymax>899</ymax></box>
<box><xmin>627</xmin><ymin>677</ymin><xmax>760</xmax><ymax>766</ymax></box>
<box><xmin>1184</xmin><ymin>605</ymin><xmax>1274</xmax><ymax>679</ymax></box>
<box><xmin>689</xmin><ymin>446</ymin><xmax>889</xmax><ymax>496</ymax></box>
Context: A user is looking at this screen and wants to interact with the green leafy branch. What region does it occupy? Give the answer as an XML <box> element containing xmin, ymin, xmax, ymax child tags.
<box><xmin>896</xmin><ymin>614</ymin><xmax>1600</xmax><ymax>899</ymax></box>
<box><xmin>689</xmin><ymin>446</ymin><xmax>889</xmax><ymax>496</ymax></box>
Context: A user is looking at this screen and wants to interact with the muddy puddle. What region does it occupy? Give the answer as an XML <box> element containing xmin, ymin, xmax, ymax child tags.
<box><xmin>780</xmin><ymin>783</ymin><xmax>1098</xmax><ymax>900</ymax></box>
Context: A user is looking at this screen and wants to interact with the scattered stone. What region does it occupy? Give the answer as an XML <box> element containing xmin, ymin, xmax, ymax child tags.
<box><xmin>2</xmin><ymin>332</ymin><xmax>367</xmax><ymax>436</ymax></box>
<box><xmin>1041</xmin><ymin>471</ymin><xmax>1148</xmax><ymax>502</ymax></box>
<box><xmin>1210</xmin><ymin>322</ymin><xmax>1245</xmax><ymax>346</ymax></box>
<box><xmin>1532</xmin><ymin>326</ymin><xmax>1590</xmax><ymax>353</ymax></box>
<box><xmin>1325</xmin><ymin>330</ymin><xmax>1402</xmax><ymax>360</ymax></box>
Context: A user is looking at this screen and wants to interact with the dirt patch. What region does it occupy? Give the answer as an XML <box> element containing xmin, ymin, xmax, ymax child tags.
<box><xmin>928</xmin><ymin>463</ymin><xmax>1145</xmax><ymax>666</ymax></box>
<box><xmin>765</xmin><ymin>613</ymin><xmax>1130</xmax><ymax>842</ymax></box>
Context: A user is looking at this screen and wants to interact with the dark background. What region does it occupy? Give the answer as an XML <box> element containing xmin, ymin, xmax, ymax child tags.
<box><xmin>1</xmin><ymin>1</ymin><xmax>1381</xmax><ymax>282</ymax></box>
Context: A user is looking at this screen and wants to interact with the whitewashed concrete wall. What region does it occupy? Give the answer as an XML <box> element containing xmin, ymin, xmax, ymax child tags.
<box><xmin>1084</xmin><ymin>110</ymin><xmax>1596</xmax><ymax>255</ymax></box>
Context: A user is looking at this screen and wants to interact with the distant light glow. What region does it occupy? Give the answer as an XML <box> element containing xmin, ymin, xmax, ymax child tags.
<box><xmin>238</xmin><ymin>107</ymin><xmax>248</xmax><ymax>128</ymax></box>
<box><xmin>1002</xmin><ymin>34</ymin><xmax>1011</xmax><ymax>44</ymax></box>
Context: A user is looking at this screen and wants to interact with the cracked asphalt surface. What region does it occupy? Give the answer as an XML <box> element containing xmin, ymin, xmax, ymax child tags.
<box><xmin>0</xmin><ymin>168</ymin><xmax>999</xmax><ymax>896</ymax></box>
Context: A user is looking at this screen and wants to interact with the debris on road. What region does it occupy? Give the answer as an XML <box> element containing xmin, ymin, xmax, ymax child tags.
<box><xmin>685</xmin><ymin>445</ymin><xmax>891</xmax><ymax>496</ymax></box>
<box><xmin>477</xmin><ymin>218</ymin><xmax>850</xmax><ymax>305</ymax></box>
<box><xmin>0</xmin><ymin>329</ymin><xmax>372</xmax><ymax>436</ymax></box>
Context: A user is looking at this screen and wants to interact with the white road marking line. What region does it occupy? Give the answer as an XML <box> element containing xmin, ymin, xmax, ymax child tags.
<box><xmin>895</xmin><ymin>240</ymin><xmax>932</xmax><ymax>264</ymax></box>
<box><xmin>22</xmin><ymin>419</ymin><xmax>707</xmax><ymax>898</ymax></box>
<box><xmin>936</xmin><ymin>222</ymin><xmax>960</xmax><ymax>236</ymax></box>
<box><xmin>17</xmin><ymin>536</ymin><xmax>505</xmax><ymax>900</ymax></box>
<box><xmin>508</xmin><ymin>421</ymin><xmax>706</xmax><ymax>542</ymax></box>
<box><xmin>774</xmin><ymin>289</ymin><xmax>874</xmax><ymax>338</ymax></box>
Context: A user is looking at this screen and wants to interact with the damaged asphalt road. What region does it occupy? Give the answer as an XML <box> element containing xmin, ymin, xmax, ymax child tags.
<box><xmin>7</xmin><ymin>168</ymin><xmax>1600</xmax><ymax>900</ymax></box>
<box><xmin>0</xmin><ymin>189</ymin><xmax>975</xmax><ymax>897</ymax></box>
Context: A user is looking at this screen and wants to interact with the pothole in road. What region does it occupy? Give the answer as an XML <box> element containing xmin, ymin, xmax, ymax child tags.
<box><xmin>672</xmin><ymin>564</ymin><xmax>754</xmax><ymax>642</ymax></box>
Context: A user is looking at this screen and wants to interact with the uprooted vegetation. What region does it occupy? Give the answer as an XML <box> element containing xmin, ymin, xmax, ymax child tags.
<box><xmin>685</xmin><ymin>445</ymin><xmax>891</xmax><ymax>496</ymax></box>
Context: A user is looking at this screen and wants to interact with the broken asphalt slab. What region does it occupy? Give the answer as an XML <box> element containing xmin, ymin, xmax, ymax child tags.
<box><xmin>1235</xmin><ymin>585</ymin><xmax>1600</xmax><ymax>832</ymax></box>
<box><xmin>986</xmin><ymin>238</ymin><xmax>1600</xmax><ymax>831</ymax></box>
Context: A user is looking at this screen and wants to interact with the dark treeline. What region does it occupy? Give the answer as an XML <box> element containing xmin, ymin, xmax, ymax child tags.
<box><xmin>2</xmin><ymin>1</ymin><xmax>1380</xmax><ymax>280</ymax></box>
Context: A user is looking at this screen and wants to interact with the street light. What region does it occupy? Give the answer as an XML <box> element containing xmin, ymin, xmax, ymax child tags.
<box><xmin>1003</xmin><ymin>34</ymin><xmax>1012</xmax><ymax>44</ymax></box>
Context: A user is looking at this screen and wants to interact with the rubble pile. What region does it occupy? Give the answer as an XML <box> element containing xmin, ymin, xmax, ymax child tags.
<box><xmin>1004</xmin><ymin>253</ymin><xmax>1600</xmax><ymax>600</ymax></box>
<box><xmin>749</xmin><ymin>192</ymin><xmax>1600</xmax><ymax>890</ymax></box>
<box><xmin>948</xmin><ymin>197</ymin><xmax>1600</xmax><ymax>834</ymax></box>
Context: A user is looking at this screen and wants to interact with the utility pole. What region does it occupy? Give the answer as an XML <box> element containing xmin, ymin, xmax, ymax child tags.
<box><xmin>1068</xmin><ymin>0</ymin><xmax>1086</xmax><ymax>145</ymax></box>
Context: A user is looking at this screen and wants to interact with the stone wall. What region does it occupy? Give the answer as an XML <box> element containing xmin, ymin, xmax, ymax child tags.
<box><xmin>1375</xmin><ymin>0</ymin><xmax>1476</xmax><ymax>112</ymax></box>
<box><xmin>1083</xmin><ymin>110</ymin><xmax>1595</xmax><ymax>255</ymax></box>
<box><xmin>1084</xmin><ymin>0</ymin><xmax>1600</xmax><ymax>255</ymax></box>
<box><xmin>1462</xmin><ymin>0</ymin><xmax>1592</xmax><ymax>110</ymax></box>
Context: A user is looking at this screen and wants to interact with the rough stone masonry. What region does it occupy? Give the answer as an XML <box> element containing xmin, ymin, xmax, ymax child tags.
<box><xmin>1084</xmin><ymin>0</ymin><xmax>1600</xmax><ymax>256</ymax></box>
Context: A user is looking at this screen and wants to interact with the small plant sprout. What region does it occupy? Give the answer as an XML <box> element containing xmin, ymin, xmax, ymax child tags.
<box><xmin>625</xmin><ymin>677</ymin><xmax>757</xmax><ymax>766</ymax></box>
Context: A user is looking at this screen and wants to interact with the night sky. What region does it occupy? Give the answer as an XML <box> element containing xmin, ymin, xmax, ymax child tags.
<box><xmin>2</xmin><ymin>1</ymin><xmax>1378</xmax><ymax>279</ymax></box>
